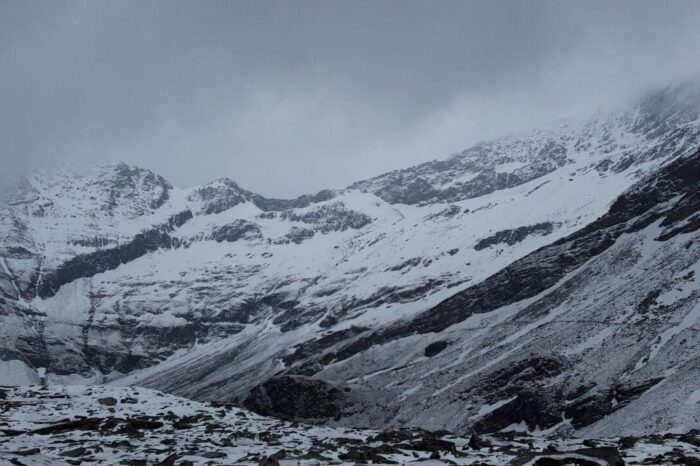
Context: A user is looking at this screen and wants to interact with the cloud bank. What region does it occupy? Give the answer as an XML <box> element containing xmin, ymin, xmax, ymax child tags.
<box><xmin>1</xmin><ymin>0</ymin><xmax>699</xmax><ymax>197</ymax></box>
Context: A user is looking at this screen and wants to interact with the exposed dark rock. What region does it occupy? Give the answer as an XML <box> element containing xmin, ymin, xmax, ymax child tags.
<box><xmin>424</xmin><ymin>204</ymin><xmax>462</xmax><ymax>221</ymax></box>
<box><xmin>244</xmin><ymin>376</ymin><xmax>349</xmax><ymax>421</ymax></box>
<box><xmin>373</xmin><ymin>176</ymin><xmax>438</xmax><ymax>205</ymax></box>
<box><xmin>60</xmin><ymin>447</ymin><xmax>87</xmax><ymax>458</ymax></box>
<box><xmin>387</xmin><ymin>257</ymin><xmax>423</xmax><ymax>272</ymax></box>
<box><xmin>372</xmin><ymin>430</ymin><xmax>415</xmax><ymax>443</ymax></box>
<box><xmin>410</xmin><ymin>436</ymin><xmax>457</xmax><ymax>453</ymax></box>
<box><xmin>208</xmin><ymin>220</ymin><xmax>262</xmax><ymax>243</ymax></box>
<box><xmin>122</xmin><ymin>418</ymin><xmax>164</xmax><ymax>431</ymax></box>
<box><xmin>37</xmin><ymin>210</ymin><xmax>193</xmax><ymax>298</ymax></box>
<box><xmin>424</xmin><ymin>340</ymin><xmax>449</xmax><ymax>357</ymax></box>
<box><xmin>468</xmin><ymin>433</ymin><xmax>490</xmax><ymax>450</ymax></box>
<box><xmin>272</xmin><ymin>227</ymin><xmax>316</xmax><ymax>245</ymax></box>
<box><xmin>32</xmin><ymin>418</ymin><xmax>102</xmax><ymax>435</ymax></box>
<box><xmin>188</xmin><ymin>179</ymin><xmax>248</xmax><ymax>214</ymax></box>
<box><xmin>279</xmin><ymin>202</ymin><xmax>371</xmax><ymax>233</ymax></box>
<box><xmin>257</xmin><ymin>456</ymin><xmax>281</xmax><ymax>466</ymax></box>
<box><xmin>680</xmin><ymin>432</ymin><xmax>700</xmax><ymax>447</ymax></box>
<box><xmin>154</xmin><ymin>453</ymin><xmax>179</xmax><ymax>466</ymax></box>
<box><xmin>474</xmin><ymin>222</ymin><xmax>555</xmax><ymax>250</ymax></box>
<box><xmin>282</xmin><ymin>327</ymin><xmax>369</xmax><ymax>367</ymax></box>
<box><xmin>339</xmin><ymin>447</ymin><xmax>398</xmax><ymax>464</ymax></box>
<box><xmin>473</xmin><ymin>390</ymin><xmax>562</xmax><ymax>433</ymax></box>
<box><xmin>618</xmin><ymin>436</ymin><xmax>638</xmax><ymax>449</ymax></box>
<box><xmin>252</xmin><ymin>189</ymin><xmax>336</xmax><ymax>212</ymax></box>
<box><xmin>512</xmin><ymin>447</ymin><xmax>624</xmax><ymax>466</ymax></box>
<box><xmin>564</xmin><ymin>378</ymin><xmax>664</xmax><ymax>429</ymax></box>
<box><xmin>97</xmin><ymin>397</ymin><xmax>117</xmax><ymax>406</ymax></box>
<box><xmin>11</xmin><ymin>448</ymin><xmax>40</xmax><ymax>456</ymax></box>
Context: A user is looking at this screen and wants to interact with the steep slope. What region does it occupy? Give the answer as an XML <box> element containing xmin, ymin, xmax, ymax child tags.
<box><xmin>114</xmin><ymin>84</ymin><xmax>699</xmax><ymax>405</ymax></box>
<box><xmin>0</xmin><ymin>81</ymin><xmax>699</xmax><ymax>438</ymax></box>
<box><xmin>242</xmin><ymin>147</ymin><xmax>700</xmax><ymax>437</ymax></box>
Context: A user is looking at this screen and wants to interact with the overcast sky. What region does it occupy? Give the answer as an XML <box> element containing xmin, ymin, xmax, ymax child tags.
<box><xmin>1</xmin><ymin>1</ymin><xmax>700</xmax><ymax>198</ymax></box>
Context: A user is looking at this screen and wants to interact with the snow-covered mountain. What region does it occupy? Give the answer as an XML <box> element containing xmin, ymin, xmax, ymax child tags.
<box><xmin>1</xmin><ymin>80</ymin><xmax>699</xmax><ymax>437</ymax></box>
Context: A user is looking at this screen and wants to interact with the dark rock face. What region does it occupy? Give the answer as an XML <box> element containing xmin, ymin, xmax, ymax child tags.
<box><xmin>208</xmin><ymin>220</ymin><xmax>262</xmax><ymax>243</ymax></box>
<box><xmin>282</xmin><ymin>327</ymin><xmax>369</xmax><ymax>368</ymax></box>
<box><xmin>474</xmin><ymin>222</ymin><xmax>555</xmax><ymax>250</ymax></box>
<box><xmin>110</xmin><ymin>164</ymin><xmax>173</xmax><ymax>211</ymax></box>
<box><xmin>243</xmin><ymin>376</ymin><xmax>349</xmax><ymax>421</ymax></box>
<box><xmin>188</xmin><ymin>178</ymin><xmax>337</xmax><ymax>215</ymax></box>
<box><xmin>563</xmin><ymin>378</ymin><xmax>665</xmax><ymax>429</ymax></box>
<box><xmin>279</xmin><ymin>202</ymin><xmax>372</xmax><ymax>233</ymax></box>
<box><xmin>272</xmin><ymin>227</ymin><xmax>316</xmax><ymax>245</ymax></box>
<box><xmin>251</xmin><ymin>189</ymin><xmax>336</xmax><ymax>212</ymax></box>
<box><xmin>473</xmin><ymin>390</ymin><xmax>563</xmax><ymax>433</ymax></box>
<box><xmin>188</xmin><ymin>179</ymin><xmax>248</xmax><ymax>214</ymax></box>
<box><xmin>512</xmin><ymin>447</ymin><xmax>625</xmax><ymax>466</ymax></box>
<box><xmin>349</xmin><ymin>136</ymin><xmax>571</xmax><ymax>206</ymax></box>
<box><xmin>424</xmin><ymin>341</ymin><xmax>448</xmax><ymax>357</ymax></box>
<box><xmin>374</xmin><ymin>176</ymin><xmax>438</xmax><ymax>205</ymax></box>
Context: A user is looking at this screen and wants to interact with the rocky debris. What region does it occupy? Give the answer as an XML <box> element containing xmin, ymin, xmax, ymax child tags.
<box><xmin>372</xmin><ymin>429</ymin><xmax>414</xmax><ymax>443</ymax></box>
<box><xmin>60</xmin><ymin>447</ymin><xmax>87</xmax><ymax>457</ymax></box>
<box><xmin>97</xmin><ymin>396</ymin><xmax>117</xmax><ymax>406</ymax></box>
<box><xmin>257</xmin><ymin>456</ymin><xmax>280</xmax><ymax>466</ymax></box>
<box><xmin>243</xmin><ymin>376</ymin><xmax>349</xmax><ymax>421</ymax></box>
<box><xmin>154</xmin><ymin>453</ymin><xmax>179</xmax><ymax>466</ymax></box>
<box><xmin>512</xmin><ymin>446</ymin><xmax>625</xmax><ymax>466</ymax></box>
<box><xmin>10</xmin><ymin>448</ymin><xmax>40</xmax><ymax>456</ymax></box>
<box><xmin>0</xmin><ymin>385</ymin><xmax>699</xmax><ymax>466</ymax></box>
<box><xmin>681</xmin><ymin>431</ymin><xmax>700</xmax><ymax>448</ymax></box>
<box><xmin>410</xmin><ymin>434</ymin><xmax>457</xmax><ymax>454</ymax></box>
<box><xmin>32</xmin><ymin>417</ymin><xmax>103</xmax><ymax>435</ymax></box>
<box><xmin>468</xmin><ymin>433</ymin><xmax>491</xmax><ymax>450</ymax></box>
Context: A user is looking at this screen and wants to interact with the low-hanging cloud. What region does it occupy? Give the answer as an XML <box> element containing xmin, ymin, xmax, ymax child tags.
<box><xmin>1</xmin><ymin>0</ymin><xmax>700</xmax><ymax>198</ymax></box>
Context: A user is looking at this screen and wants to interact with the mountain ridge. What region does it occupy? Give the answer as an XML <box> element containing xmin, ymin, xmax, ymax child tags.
<box><xmin>1</xmin><ymin>80</ymin><xmax>699</xmax><ymax>437</ymax></box>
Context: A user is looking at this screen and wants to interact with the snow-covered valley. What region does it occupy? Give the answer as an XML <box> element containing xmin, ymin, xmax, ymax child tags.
<box><xmin>1</xmin><ymin>80</ymin><xmax>700</xmax><ymax>463</ymax></box>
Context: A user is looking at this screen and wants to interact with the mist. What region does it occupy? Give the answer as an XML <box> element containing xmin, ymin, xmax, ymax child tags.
<box><xmin>1</xmin><ymin>0</ymin><xmax>700</xmax><ymax>198</ymax></box>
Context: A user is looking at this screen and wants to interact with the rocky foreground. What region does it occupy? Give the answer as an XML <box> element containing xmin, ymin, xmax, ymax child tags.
<box><xmin>0</xmin><ymin>385</ymin><xmax>698</xmax><ymax>465</ymax></box>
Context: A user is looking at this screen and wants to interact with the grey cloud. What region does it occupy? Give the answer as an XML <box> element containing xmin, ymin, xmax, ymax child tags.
<box><xmin>1</xmin><ymin>0</ymin><xmax>699</xmax><ymax>197</ymax></box>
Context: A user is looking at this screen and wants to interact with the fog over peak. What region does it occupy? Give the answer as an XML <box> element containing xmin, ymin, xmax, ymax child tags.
<box><xmin>1</xmin><ymin>0</ymin><xmax>699</xmax><ymax>198</ymax></box>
